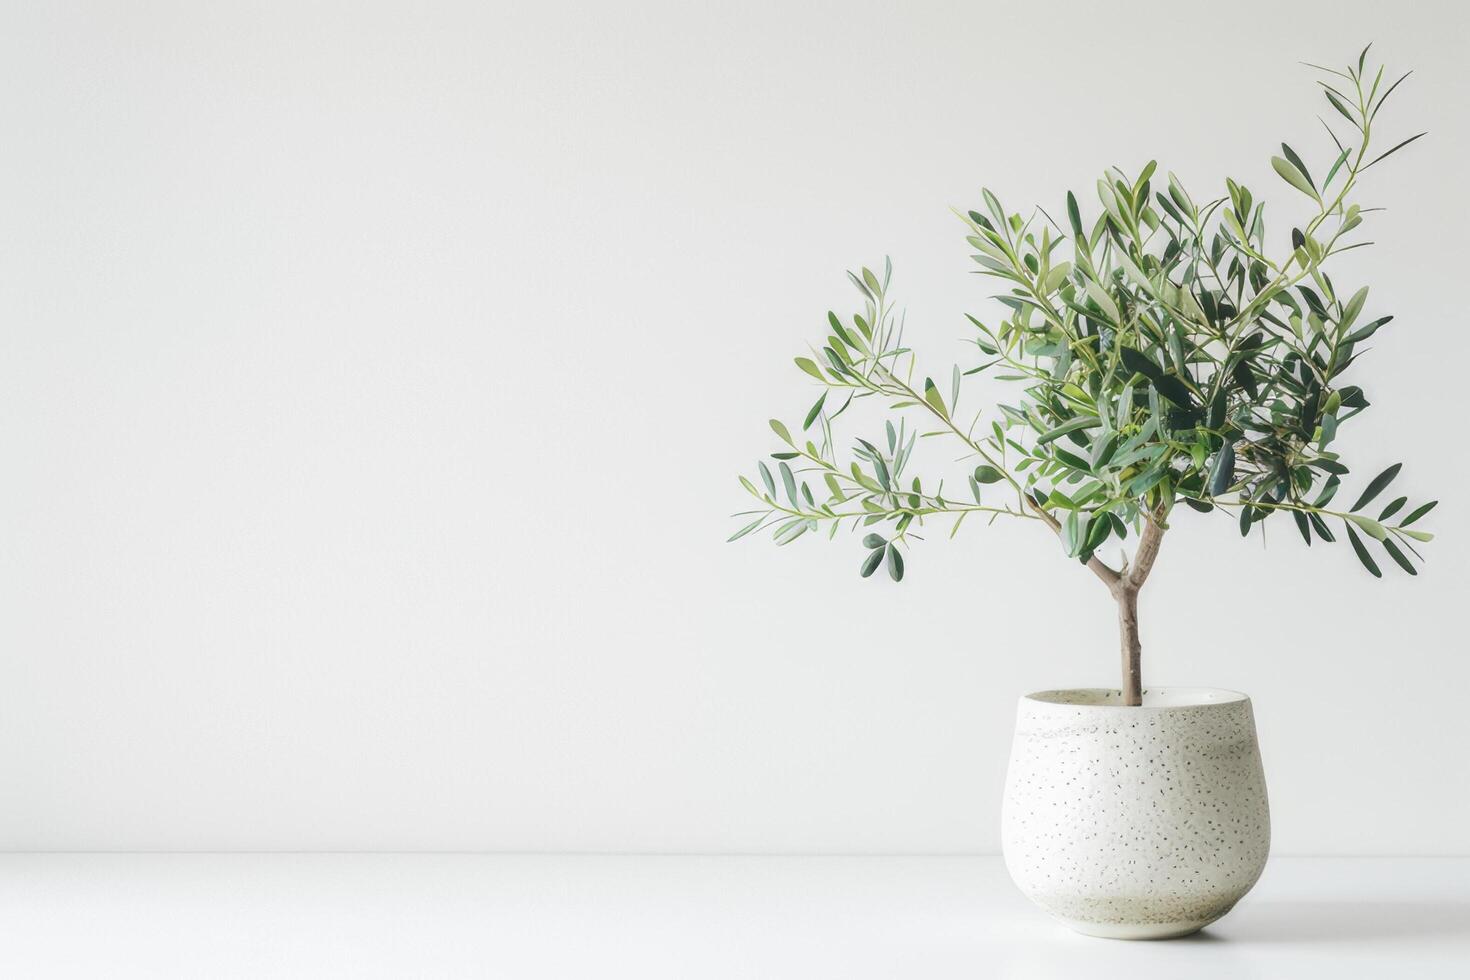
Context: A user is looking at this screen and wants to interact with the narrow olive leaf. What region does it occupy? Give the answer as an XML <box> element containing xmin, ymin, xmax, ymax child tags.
<box><xmin>779</xmin><ymin>461</ymin><xmax>799</xmax><ymax>507</ymax></box>
<box><xmin>973</xmin><ymin>464</ymin><xmax>1004</xmax><ymax>484</ymax></box>
<box><xmin>1151</xmin><ymin>374</ymin><xmax>1196</xmax><ymax>408</ymax></box>
<box><xmin>885</xmin><ymin>544</ymin><xmax>905</xmax><ymax>582</ymax></box>
<box><xmin>1339</xmin><ymin>286</ymin><xmax>1369</xmax><ymax>331</ymax></box>
<box><xmin>1381</xmin><ymin>537</ymin><xmax>1417</xmax><ymax>575</ymax></box>
<box><xmin>1066</xmin><ymin>191</ymin><xmax>1084</xmax><ymax>239</ymax></box>
<box><xmin>1036</xmin><ymin>417</ymin><xmax>1100</xmax><ymax>446</ymax></box>
<box><xmin>773</xmin><ymin>520</ymin><xmax>807</xmax><ymax>545</ymax></box>
<box><xmin>1378</xmin><ymin>496</ymin><xmax>1407</xmax><ymax>521</ymax></box>
<box><xmin>1280</xmin><ymin>143</ymin><xmax>1316</xmax><ymax>190</ymax></box>
<box><xmin>1346</xmin><ymin>513</ymin><xmax>1388</xmax><ymax>541</ymax></box>
<box><xmin>1401</xmin><ymin>500</ymin><xmax>1437</xmax><ymax>526</ymax></box>
<box><xmin>758</xmin><ymin>461</ymin><xmax>776</xmax><ymax>498</ymax></box>
<box><xmin>1322</xmin><ymin>146</ymin><xmax>1352</xmax><ymax>187</ymax></box>
<box><xmin>1084</xmin><ymin>279</ymin><xmax>1121</xmax><ymax>322</ymax></box>
<box><xmin>1371</xmin><ymin>70</ymin><xmax>1413</xmax><ymax>121</ymax></box>
<box><xmin>1322</xmin><ymin>87</ymin><xmax>1358</xmax><ymax>129</ymax></box>
<box><xmin>1351</xmin><ymin>462</ymin><xmax>1401</xmax><ymax>511</ymax></box>
<box><xmin>1209</xmin><ymin>440</ymin><xmax>1236</xmax><ymax>496</ymax></box>
<box><xmin>1271</xmin><ymin>155</ymin><xmax>1320</xmax><ymax>201</ymax></box>
<box><xmin>862</xmin><ymin>533</ymin><xmax>886</xmax><ymax>549</ymax></box>
<box><xmin>859</xmin><ymin>547</ymin><xmax>885</xmax><ymax>578</ymax></box>
<box><xmin>922</xmin><ymin>378</ymin><xmax>948</xmax><ymax>418</ymax></box>
<box><xmin>1345</xmin><ymin>523</ymin><xmax>1383</xmax><ymax>577</ymax></box>
<box><xmin>1346</xmin><ymin>315</ymin><xmax>1392</xmax><ymax>344</ymax></box>
<box><xmin>727</xmin><ymin>517</ymin><xmax>765</xmax><ymax>542</ymax></box>
<box><xmin>1232</xmin><ymin>359</ymin><xmax>1259</xmax><ymax>398</ymax></box>
<box><xmin>802</xmin><ymin>393</ymin><xmax>826</xmax><ymax>430</ymax></box>
<box><xmin>794</xmin><ymin>356</ymin><xmax>825</xmax><ymax>380</ymax></box>
<box><xmin>1119</xmin><ymin>347</ymin><xmax>1162</xmax><ymax>380</ymax></box>
<box><xmin>1363</xmin><ymin>132</ymin><xmax>1427</xmax><ymax>170</ymax></box>
<box><xmin>1293</xmin><ymin>510</ymin><xmax>1312</xmax><ymax>545</ymax></box>
<box><xmin>769</xmin><ymin>419</ymin><xmax>793</xmax><ymax>445</ymax></box>
<box><xmin>1319</xmin><ymin>413</ymin><xmax>1339</xmax><ymax>449</ymax></box>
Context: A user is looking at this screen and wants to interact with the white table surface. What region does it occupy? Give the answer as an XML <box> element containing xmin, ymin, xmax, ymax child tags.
<box><xmin>1</xmin><ymin>855</ymin><xmax>1465</xmax><ymax>978</ymax></box>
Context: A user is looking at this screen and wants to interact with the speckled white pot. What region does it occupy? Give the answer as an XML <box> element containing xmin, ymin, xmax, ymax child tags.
<box><xmin>1001</xmin><ymin>688</ymin><xmax>1270</xmax><ymax>940</ymax></box>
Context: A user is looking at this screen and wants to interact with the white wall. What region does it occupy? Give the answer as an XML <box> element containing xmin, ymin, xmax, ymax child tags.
<box><xmin>2</xmin><ymin>0</ymin><xmax>1467</xmax><ymax>854</ymax></box>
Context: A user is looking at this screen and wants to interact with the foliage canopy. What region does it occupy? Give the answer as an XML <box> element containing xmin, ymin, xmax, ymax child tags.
<box><xmin>731</xmin><ymin>49</ymin><xmax>1436</xmax><ymax>591</ymax></box>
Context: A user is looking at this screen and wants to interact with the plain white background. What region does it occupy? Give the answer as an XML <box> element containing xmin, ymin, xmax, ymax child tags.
<box><xmin>2</xmin><ymin>0</ymin><xmax>1466</xmax><ymax>855</ymax></box>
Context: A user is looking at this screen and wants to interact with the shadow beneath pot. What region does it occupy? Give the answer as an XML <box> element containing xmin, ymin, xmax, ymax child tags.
<box><xmin>1196</xmin><ymin>900</ymin><xmax>1470</xmax><ymax>944</ymax></box>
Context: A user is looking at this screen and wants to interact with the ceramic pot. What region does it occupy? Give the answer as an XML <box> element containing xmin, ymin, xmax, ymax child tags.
<box><xmin>1001</xmin><ymin>687</ymin><xmax>1269</xmax><ymax>940</ymax></box>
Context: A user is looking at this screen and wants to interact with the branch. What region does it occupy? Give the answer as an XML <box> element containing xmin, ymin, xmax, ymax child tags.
<box><xmin>1026</xmin><ymin>498</ymin><xmax>1122</xmax><ymax>589</ymax></box>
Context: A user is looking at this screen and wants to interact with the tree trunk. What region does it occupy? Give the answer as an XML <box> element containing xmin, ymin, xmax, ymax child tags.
<box><xmin>1115</xmin><ymin>586</ymin><xmax>1143</xmax><ymax>706</ymax></box>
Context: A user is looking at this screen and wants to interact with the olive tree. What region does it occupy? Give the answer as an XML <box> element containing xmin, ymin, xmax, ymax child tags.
<box><xmin>729</xmin><ymin>49</ymin><xmax>1437</xmax><ymax>706</ymax></box>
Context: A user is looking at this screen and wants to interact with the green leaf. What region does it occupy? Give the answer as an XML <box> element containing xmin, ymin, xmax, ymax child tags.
<box><xmin>1351</xmin><ymin>463</ymin><xmax>1401</xmax><ymax>511</ymax></box>
<box><xmin>802</xmin><ymin>393</ymin><xmax>826</xmax><ymax>430</ymax></box>
<box><xmin>922</xmin><ymin>378</ymin><xmax>949</xmax><ymax>418</ymax></box>
<box><xmin>1339</xmin><ymin>286</ymin><xmax>1369</xmax><ymax>332</ymax></box>
<box><xmin>1324</xmin><ymin>88</ymin><xmax>1358</xmax><ymax>127</ymax></box>
<box><xmin>1378</xmin><ymin>496</ymin><xmax>1407</xmax><ymax>521</ymax></box>
<box><xmin>758</xmin><ymin>462</ymin><xmax>776</xmax><ymax>498</ymax></box>
<box><xmin>1119</xmin><ymin>347</ymin><xmax>1161</xmax><ymax>380</ymax></box>
<box><xmin>1344</xmin><ymin>522</ymin><xmax>1383</xmax><ymax>577</ymax></box>
<box><xmin>1319</xmin><ymin>413</ymin><xmax>1338</xmax><ymax>449</ymax></box>
<box><xmin>973</xmin><ymin>464</ymin><xmax>1004</xmax><ymax>484</ymax></box>
<box><xmin>1293</xmin><ymin>510</ymin><xmax>1312</xmax><ymax>545</ymax></box>
<box><xmin>1271</xmin><ymin>155</ymin><xmax>1320</xmax><ymax>201</ymax></box>
<box><xmin>1151</xmin><ymin>374</ymin><xmax>1196</xmax><ymax>408</ymax></box>
<box><xmin>1371</xmin><ymin>70</ymin><xmax>1413</xmax><ymax>121</ymax></box>
<box><xmin>1036</xmin><ymin>417</ymin><xmax>1100</xmax><ymax>446</ymax></box>
<box><xmin>860</xmin><ymin>548</ymin><xmax>885</xmax><ymax>578</ymax></box>
<box><xmin>1401</xmin><ymin>500</ymin><xmax>1437</xmax><ymax>526</ymax></box>
<box><xmin>1084</xmin><ymin>279</ymin><xmax>1121</xmax><ymax>322</ymax></box>
<box><xmin>1346</xmin><ymin>315</ymin><xmax>1392</xmax><ymax>344</ymax></box>
<box><xmin>1279</xmin><ymin>143</ymin><xmax>1316</xmax><ymax>190</ymax></box>
<box><xmin>773</xmin><ymin>520</ymin><xmax>807</xmax><ymax>545</ymax></box>
<box><xmin>1381</xmin><ymin>537</ymin><xmax>1417</xmax><ymax>575</ymax></box>
<box><xmin>779</xmin><ymin>461</ymin><xmax>799</xmax><ymax>507</ymax></box>
<box><xmin>862</xmin><ymin>533</ymin><xmax>886</xmax><ymax>549</ymax></box>
<box><xmin>1208</xmin><ymin>441</ymin><xmax>1235</xmax><ymax>496</ymax></box>
<box><xmin>794</xmin><ymin>357</ymin><xmax>825</xmax><ymax>380</ymax></box>
<box><xmin>885</xmin><ymin>544</ymin><xmax>905</xmax><ymax>582</ymax></box>
<box><xmin>769</xmin><ymin>419</ymin><xmax>792</xmax><ymax>445</ymax></box>
<box><xmin>1363</xmin><ymin>132</ymin><xmax>1427</xmax><ymax>170</ymax></box>
<box><xmin>727</xmin><ymin>517</ymin><xmax>765</xmax><ymax>542</ymax></box>
<box><xmin>1346</xmin><ymin>513</ymin><xmax>1388</xmax><ymax>541</ymax></box>
<box><xmin>1066</xmin><ymin>191</ymin><xmax>1084</xmax><ymax>239</ymax></box>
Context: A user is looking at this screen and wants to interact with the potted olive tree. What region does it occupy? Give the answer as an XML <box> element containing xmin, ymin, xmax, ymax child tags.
<box><xmin>729</xmin><ymin>49</ymin><xmax>1436</xmax><ymax>938</ymax></box>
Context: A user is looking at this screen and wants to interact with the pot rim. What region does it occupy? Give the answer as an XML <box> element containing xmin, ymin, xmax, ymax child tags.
<box><xmin>1023</xmin><ymin>686</ymin><xmax>1249</xmax><ymax>709</ymax></box>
